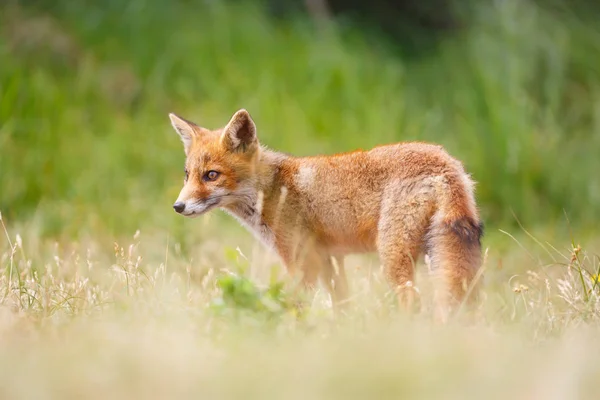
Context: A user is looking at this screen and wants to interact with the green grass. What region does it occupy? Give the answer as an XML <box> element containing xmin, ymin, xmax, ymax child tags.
<box><xmin>1</xmin><ymin>0</ymin><xmax>600</xmax><ymax>240</ymax></box>
<box><xmin>1</xmin><ymin>0</ymin><xmax>600</xmax><ymax>398</ymax></box>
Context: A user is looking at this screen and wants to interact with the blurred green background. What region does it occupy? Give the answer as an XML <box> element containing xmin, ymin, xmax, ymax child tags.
<box><xmin>1</xmin><ymin>0</ymin><xmax>599</xmax><ymax>246</ymax></box>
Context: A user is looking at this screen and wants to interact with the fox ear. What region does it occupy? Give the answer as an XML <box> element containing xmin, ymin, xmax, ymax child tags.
<box><xmin>169</xmin><ymin>113</ymin><xmax>197</xmax><ymax>153</ymax></box>
<box><xmin>221</xmin><ymin>109</ymin><xmax>258</xmax><ymax>153</ymax></box>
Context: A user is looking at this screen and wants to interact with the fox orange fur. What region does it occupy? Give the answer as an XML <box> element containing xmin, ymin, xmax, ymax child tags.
<box><xmin>169</xmin><ymin>109</ymin><xmax>484</xmax><ymax>319</ymax></box>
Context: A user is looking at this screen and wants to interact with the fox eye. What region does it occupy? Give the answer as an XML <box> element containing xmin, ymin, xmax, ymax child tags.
<box><xmin>184</xmin><ymin>168</ymin><xmax>189</xmax><ymax>181</ymax></box>
<box><xmin>204</xmin><ymin>170</ymin><xmax>220</xmax><ymax>182</ymax></box>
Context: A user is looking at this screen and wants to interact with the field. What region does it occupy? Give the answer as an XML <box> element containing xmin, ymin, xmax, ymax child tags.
<box><xmin>1</xmin><ymin>0</ymin><xmax>600</xmax><ymax>398</ymax></box>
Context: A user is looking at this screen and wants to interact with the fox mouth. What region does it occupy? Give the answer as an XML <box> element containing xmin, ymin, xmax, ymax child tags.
<box><xmin>181</xmin><ymin>197</ymin><xmax>222</xmax><ymax>217</ymax></box>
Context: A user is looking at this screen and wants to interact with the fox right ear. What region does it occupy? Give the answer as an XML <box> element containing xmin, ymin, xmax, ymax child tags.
<box><xmin>221</xmin><ymin>109</ymin><xmax>258</xmax><ymax>154</ymax></box>
<box><xmin>169</xmin><ymin>113</ymin><xmax>197</xmax><ymax>153</ymax></box>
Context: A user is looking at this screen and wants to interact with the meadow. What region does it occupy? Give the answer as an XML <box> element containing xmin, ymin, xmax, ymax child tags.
<box><xmin>1</xmin><ymin>0</ymin><xmax>600</xmax><ymax>398</ymax></box>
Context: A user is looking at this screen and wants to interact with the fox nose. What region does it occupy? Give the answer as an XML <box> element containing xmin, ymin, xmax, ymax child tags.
<box><xmin>173</xmin><ymin>202</ymin><xmax>186</xmax><ymax>213</ymax></box>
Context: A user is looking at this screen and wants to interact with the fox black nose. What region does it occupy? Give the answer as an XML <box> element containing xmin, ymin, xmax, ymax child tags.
<box><xmin>173</xmin><ymin>202</ymin><xmax>186</xmax><ymax>213</ymax></box>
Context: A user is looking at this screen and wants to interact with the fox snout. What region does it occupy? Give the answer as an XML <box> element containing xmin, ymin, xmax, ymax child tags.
<box><xmin>172</xmin><ymin>188</ymin><xmax>224</xmax><ymax>217</ymax></box>
<box><xmin>173</xmin><ymin>201</ymin><xmax>186</xmax><ymax>214</ymax></box>
<box><xmin>172</xmin><ymin>197</ymin><xmax>219</xmax><ymax>217</ymax></box>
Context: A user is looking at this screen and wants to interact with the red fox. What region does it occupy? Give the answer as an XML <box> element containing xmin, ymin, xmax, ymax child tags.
<box><xmin>169</xmin><ymin>109</ymin><xmax>483</xmax><ymax>318</ymax></box>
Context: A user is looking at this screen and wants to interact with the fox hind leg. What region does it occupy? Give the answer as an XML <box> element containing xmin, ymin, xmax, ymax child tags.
<box><xmin>378</xmin><ymin>240</ymin><xmax>422</xmax><ymax>313</ymax></box>
<box><xmin>377</xmin><ymin>197</ymin><xmax>434</xmax><ymax>314</ymax></box>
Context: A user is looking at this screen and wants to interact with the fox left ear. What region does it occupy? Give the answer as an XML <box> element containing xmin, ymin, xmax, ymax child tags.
<box><xmin>169</xmin><ymin>113</ymin><xmax>198</xmax><ymax>154</ymax></box>
<box><xmin>221</xmin><ymin>109</ymin><xmax>258</xmax><ymax>153</ymax></box>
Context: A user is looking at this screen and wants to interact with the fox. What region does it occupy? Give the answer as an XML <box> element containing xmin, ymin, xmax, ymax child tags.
<box><xmin>169</xmin><ymin>108</ymin><xmax>484</xmax><ymax>319</ymax></box>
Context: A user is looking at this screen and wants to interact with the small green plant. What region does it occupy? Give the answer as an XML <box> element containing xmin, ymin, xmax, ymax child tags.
<box><xmin>211</xmin><ymin>273</ymin><xmax>289</xmax><ymax>315</ymax></box>
<box><xmin>209</xmin><ymin>247</ymin><xmax>298</xmax><ymax>324</ymax></box>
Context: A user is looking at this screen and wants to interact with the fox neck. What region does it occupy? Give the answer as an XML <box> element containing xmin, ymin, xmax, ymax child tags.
<box><xmin>221</xmin><ymin>147</ymin><xmax>290</xmax><ymax>249</ymax></box>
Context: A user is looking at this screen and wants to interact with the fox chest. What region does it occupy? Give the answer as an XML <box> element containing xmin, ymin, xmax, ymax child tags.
<box><xmin>223</xmin><ymin>208</ymin><xmax>276</xmax><ymax>250</ymax></box>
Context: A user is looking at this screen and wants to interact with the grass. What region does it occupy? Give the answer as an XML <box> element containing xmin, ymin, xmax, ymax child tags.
<box><xmin>1</xmin><ymin>0</ymin><xmax>600</xmax><ymax>397</ymax></box>
<box><xmin>1</xmin><ymin>0</ymin><xmax>600</xmax><ymax>239</ymax></box>
<box><xmin>2</xmin><ymin>210</ymin><xmax>600</xmax><ymax>399</ymax></box>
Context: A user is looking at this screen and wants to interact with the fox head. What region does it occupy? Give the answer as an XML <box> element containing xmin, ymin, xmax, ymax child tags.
<box><xmin>169</xmin><ymin>109</ymin><xmax>260</xmax><ymax>217</ymax></box>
